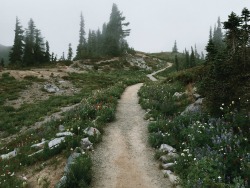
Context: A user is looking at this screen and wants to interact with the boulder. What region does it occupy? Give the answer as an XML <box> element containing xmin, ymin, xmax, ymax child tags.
<box><xmin>81</xmin><ymin>137</ymin><xmax>93</xmax><ymax>150</ymax></box>
<box><xmin>43</xmin><ymin>84</ymin><xmax>59</xmax><ymax>93</ymax></box>
<box><xmin>31</xmin><ymin>138</ymin><xmax>46</xmax><ymax>149</ymax></box>
<box><xmin>162</xmin><ymin>170</ymin><xmax>179</xmax><ymax>185</ymax></box>
<box><xmin>160</xmin><ymin>144</ymin><xmax>176</xmax><ymax>153</ymax></box>
<box><xmin>193</xmin><ymin>93</ymin><xmax>201</xmax><ymax>100</ymax></box>
<box><xmin>64</xmin><ymin>152</ymin><xmax>81</xmax><ymax>174</ymax></box>
<box><xmin>56</xmin><ymin>132</ymin><xmax>73</xmax><ymax>137</ymax></box>
<box><xmin>173</xmin><ymin>92</ymin><xmax>184</xmax><ymax>98</ymax></box>
<box><xmin>1</xmin><ymin>148</ymin><xmax>19</xmax><ymax>160</ymax></box>
<box><xmin>162</xmin><ymin>163</ymin><xmax>175</xmax><ymax>170</ymax></box>
<box><xmin>48</xmin><ymin>137</ymin><xmax>65</xmax><ymax>148</ymax></box>
<box><xmin>84</xmin><ymin>127</ymin><xmax>100</xmax><ymax>137</ymax></box>
<box><xmin>181</xmin><ymin>98</ymin><xmax>204</xmax><ymax>115</ymax></box>
<box><xmin>58</xmin><ymin>125</ymin><xmax>65</xmax><ymax>132</ymax></box>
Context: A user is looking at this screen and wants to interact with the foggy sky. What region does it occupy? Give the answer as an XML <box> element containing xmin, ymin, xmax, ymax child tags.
<box><xmin>0</xmin><ymin>0</ymin><xmax>249</xmax><ymax>57</ymax></box>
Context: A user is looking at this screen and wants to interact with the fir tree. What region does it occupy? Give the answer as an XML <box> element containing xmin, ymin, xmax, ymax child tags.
<box><xmin>185</xmin><ymin>49</ymin><xmax>190</xmax><ymax>68</ymax></box>
<box><xmin>205</xmin><ymin>27</ymin><xmax>216</xmax><ymax>62</ymax></box>
<box><xmin>67</xmin><ymin>43</ymin><xmax>73</xmax><ymax>61</ymax></box>
<box><xmin>9</xmin><ymin>17</ymin><xmax>24</xmax><ymax>65</ymax></box>
<box><xmin>174</xmin><ymin>54</ymin><xmax>179</xmax><ymax>71</ymax></box>
<box><xmin>23</xmin><ymin>19</ymin><xmax>36</xmax><ymax>66</ymax></box>
<box><xmin>190</xmin><ymin>46</ymin><xmax>196</xmax><ymax>67</ymax></box>
<box><xmin>44</xmin><ymin>41</ymin><xmax>50</xmax><ymax>62</ymax></box>
<box><xmin>223</xmin><ymin>12</ymin><xmax>242</xmax><ymax>56</ymax></box>
<box><xmin>75</xmin><ymin>12</ymin><xmax>87</xmax><ymax>60</ymax></box>
<box><xmin>104</xmin><ymin>3</ymin><xmax>130</xmax><ymax>56</ymax></box>
<box><xmin>172</xmin><ymin>40</ymin><xmax>178</xmax><ymax>53</ymax></box>
<box><xmin>34</xmin><ymin>29</ymin><xmax>45</xmax><ymax>64</ymax></box>
<box><xmin>0</xmin><ymin>58</ymin><xmax>4</xmax><ymax>67</ymax></box>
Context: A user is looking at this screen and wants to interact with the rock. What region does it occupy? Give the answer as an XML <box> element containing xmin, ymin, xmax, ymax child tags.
<box><xmin>193</xmin><ymin>93</ymin><xmax>201</xmax><ymax>99</ymax></box>
<box><xmin>43</xmin><ymin>84</ymin><xmax>59</xmax><ymax>93</ymax></box>
<box><xmin>59</xmin><ymin>125</ymin><xmax>65</xmax><ymax>132</ymax></box>
<box><xmin>55</xmin><ymin>176</ymin><xmax>67</xmax><ymax>188</ymax></box>
<box><xmin>1</xmin><ymin>148</ymin><xmax>19</xmax><ymax>160</ymax></box>
<box><xmin>84</xmin><ymin>127</ymin><xmax>100</xmax><ymax>137</ymax></box>
<box><xmin>48</xmin><ymin>137</ymin><xmax>65</xmax><ymax>148</ymax></box>
<box><xmin>31</xmin><ymin>138</ymin><xmax>46</xmax><ymax>149</ymax></box>
<box><xmin>28</xmin><ymin>149</ymin><xmax>43</xmax><ymax>157</ymax></box>
<box><xmin>56</xmin><ymin>132</ymin><xmax>73</xmax><ymax>137</ymax></box>
<box><xmin>160</xmin><ymin>144</ymin><xmax>176</xmax><ymax>153</ymax></box>
<box><xmin>149</xmin><ymin>117</ymin><xmax>155</xmax><ymax>121</ymax></box>
<box><xmin>181</xmin><ymin>98</ymin><xmax>204</xmax><ymax>115</ymax></box>
<box><xmin>81</xmin><ymin>137</ymin><xmax>93</xmax><ymax>150</ymax></box>
<box><xmin>162</xmin><ymin>170</ymin><xmax>179</xmax><ymax>185</ymax></box>
<box><xmin>64</xmin><ymin>152</ymin><xmax>81</xmax><ymax>174</ymax></box>
<box><xmin>168</xmin><ymin>152</ymin><xmax>179</xmax><ymax>159</ymax></box>
<box><xmin>173</xmin><ymin>92</ymin><xmax>184</xmax><ymax>98</ymax></box>
<box><xmin>159</xmin><ymin>155</ymin><xmax>169</xmax><ymax>163</ymax></box>
<box><xmin>162</xmin><ymin>163</ymin><xmax>175</xmax><ymax>170</ymax></box>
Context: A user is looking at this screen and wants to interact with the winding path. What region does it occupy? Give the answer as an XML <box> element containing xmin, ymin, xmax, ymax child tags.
<box><xmin>147</xmin><ymin>63</ymin><xmax>172</xmax><ymax>81</ymax></box>
<box><xmin>91</xmin><ymin>82</ymin><xmax>172</xmax><ymax>188</ymax></box>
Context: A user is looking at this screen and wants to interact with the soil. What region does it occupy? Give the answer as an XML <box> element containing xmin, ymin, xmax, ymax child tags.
<box><xmin>90</xmin><ymin>83</ymin><xmax>173</xmax><ymax>188</ymax></box>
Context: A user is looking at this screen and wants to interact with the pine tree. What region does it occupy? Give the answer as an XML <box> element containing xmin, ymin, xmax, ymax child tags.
<box><xmin>23</xmin><ymin>19</ymin><xmax>36</xmax><ymax>66</ymax></box>
<box><xmin>190</xmin><ymin>46</ymin><xmax>196</xmax><ymax>67</ymax></box>
<box><xmin>223</xmin><ymin>12</ymin><xmax>242</xmax><ymax>56</ymax></box>
<box><xmin>9</xmin><ymin>17</ymin><xmax>24</xmax><ymax>65</ymax></box>
<box><xmin>44</xmin><ymin>41</ymin><xmax>50</xmax><ymax>62</ymax></box>
<box><xmin>172</xmin><ymin>40</ymin><xmax>178</xmax><ymax>53</ymax></box>
<box><xmin>75</xmin><ymin>12</ymin><xmax>87</xmax><ymax>60</ymax></box>
<box><xmin>67</xmin><ymin>43</ymin><xmax>73</xmax><ymax>61</ymax></box>
<box><xmin>174</xmin><ymin>54</ymin><xmax>179</xmax><ymax>71</ymax></box>
<box><xmin>240</xmin><ymin>8</ymin><xmax>250</xmax><ymax>67</ymax></box>
<box><xmin>185</xmin><ymin>49</ymin><xmax>190</xmax><ymax>68</ymax></box>
<box><xmin>34</xmin><ymin>29</ymin><xmax>45</xmax><ymax>64</ymax></box>
<box><xmin>104</xmin><ymin>3</ymin><xmax>130</xmax><ymax>56</ymax></box>
<box><xmin>1</xmin><ymin>58</ymin><xmax>4</xmax><ymax>67</ymax></box>
<box><xmin>194</xmin><ymin>44</ymin><xmax>200</xmax><ymax>59</ymax></box>
<box><xmin>213</xmin><ymin>17</ymin><xmax>224</xmax><ymax>50</ymax></box>
<box><xmin>205</xmin><ymin>27</ymin><xmax>216</xmax><ymax>62</ymax></box>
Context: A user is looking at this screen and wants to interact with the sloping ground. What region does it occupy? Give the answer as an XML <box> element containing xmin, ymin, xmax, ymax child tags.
<box><xmin>91</xmin><ymin>84</ymin><xmax>172</xmax><ymax>188</ymax></box>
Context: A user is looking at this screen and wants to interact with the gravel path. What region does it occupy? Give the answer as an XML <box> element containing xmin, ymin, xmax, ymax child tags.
<box><xmin>91</xmin><ymin>83</ymin><xmax>172</xmax><ymax>188</ymax></box>
<box><xmin>147</xmin><ymin>63</ymin><xmax>172</xmax><ymax>81</ymax></box>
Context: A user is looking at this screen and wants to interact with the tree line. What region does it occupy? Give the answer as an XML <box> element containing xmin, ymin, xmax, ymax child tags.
<box><xmin>8</xmin><ymin>3</ymin><xmax>131</xmax><ymax>67</ymax></box>
<box><xmin>200</xmin><ymin>7</ymin><xmax>250</xmax><ymax>115</ymax></box>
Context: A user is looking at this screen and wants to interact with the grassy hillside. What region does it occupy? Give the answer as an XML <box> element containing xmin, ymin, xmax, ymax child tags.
<box><xmin>0</xmin><ymin>44</ymin><xmax>11</xmax><ymax>64</ymax></box>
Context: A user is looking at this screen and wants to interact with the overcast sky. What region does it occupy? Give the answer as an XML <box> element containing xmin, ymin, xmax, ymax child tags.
<box><xmin>0</xmin><ymin>0</ymin><xmax>249</xmax><ymax>57</ymax></box>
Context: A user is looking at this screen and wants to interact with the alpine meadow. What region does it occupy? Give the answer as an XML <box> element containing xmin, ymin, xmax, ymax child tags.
<box><xmin>0</xmin><ymin>1</ymin><xmax>249</xmax><ymax>188</ymax></box>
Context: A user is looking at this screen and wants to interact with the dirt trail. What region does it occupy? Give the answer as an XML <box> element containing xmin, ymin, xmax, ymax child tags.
<box><xmin>91</xmin><ymin>83</ymin><xmax>172</xmax><ymax>188</ymax></box>
<box><xmin>147</xmin><ymin>63</ymin><xmax>172</xmax><ymax>81</ymax></box>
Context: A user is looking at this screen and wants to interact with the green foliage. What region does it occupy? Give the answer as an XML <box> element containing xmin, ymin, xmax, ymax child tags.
<box><xmin>63</xmin><ymin>154</ymin><xmax>92</xmax><ymax>188</ymax></box>
<box><xmin>139</xmin><ymin>79</ymin><xmax>250</xmax><ymax>187</ymax></box>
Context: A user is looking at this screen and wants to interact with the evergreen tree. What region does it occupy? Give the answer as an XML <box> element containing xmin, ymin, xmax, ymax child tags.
<box><xmin>1</xmin><ymin>58</ymin><xmax>4</xmax><ymax>67</ymax></box>
<box><xmin>44</xmin><ymin>41</ymin><xmax>50</xmax><ymax>62</ymax></box>
<box><xmin>172</xmin><ymin>40</ymin><xmax>178</xmax><ymax>53</ymax></box>
<box><xmin>185</xmin><ymin>49</ymin><xmax>190</xmax><ymax>68</ymax></box>
<box><xmin>51</xmin><ymin>52</ymin><xmax>55</xmax><ymax>62</ymax></box>
<box><xmin>190</xmin><ymin>46</ymin><xmax>196</xmax><ymax>67</ymax></box>
<box><xmin>205</xmin><ymin>27</ymin><xmax>216</xmax><ymax>62</ymax></box>
<box><xmin>104</xmin><ymin>3</ymin><xmax>130</xmax><ymax>56</ymax></box>
<box><xmin>223</xmin><ymin>12</ymin><xmax>242</xmax><ymax>56</ymax></box>
<box><xmin>174</xmin><ymin>54</ymin><xmax>179</xmax><ymax>71</ymax></box>
<box><xmin>240</xmin><ymin>8</ymin><xmax>250</xmax><ymax>67</ymax></box>
<box><xmin>194</xmin><ymin>44</ymin><xmax>200</xmax><ymax>59</ymax></box>
<box><xmin>67</xmin><ymin>43</ymin><xmax>73</xmax><ymax>61</ymax></box>
<box><xmin>9</xmin><ymin>17</ymin><xmax>24</xmax><ymax>65</ymax></box>
<box><xmin>34</xmin><ymin>29</ymin><xmax>45</xmax><ymax>64</ymax></box>
<box><xmin>213</xmin><ymin>17</ymin><xmax>224</xmax><ymax>50</ymax></box>
<box><xmin>23</xmin><ymin>19</ymin><xmax>36</xmax><ymax>66</ymax></box>
<box><xmin>75</xmin><ymin>12</ymin><xmax>87</xmax><ymax>60</ymax></box>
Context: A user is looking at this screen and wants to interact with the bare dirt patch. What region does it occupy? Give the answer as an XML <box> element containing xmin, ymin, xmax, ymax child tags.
<box><xmin>18</xmin><ymin>155</ymin><xmax>66</xmax><ymax>188</ymax></box>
